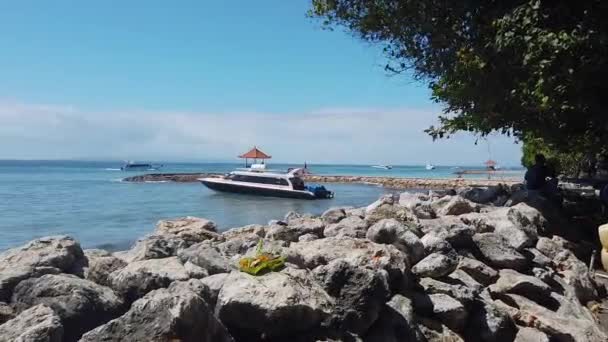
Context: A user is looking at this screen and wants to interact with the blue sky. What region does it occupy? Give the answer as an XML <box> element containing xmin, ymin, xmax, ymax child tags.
<box><xmin>0</xmin><ymin>1</ymin><xmax>522</xmax><ymax>165</ymax></box>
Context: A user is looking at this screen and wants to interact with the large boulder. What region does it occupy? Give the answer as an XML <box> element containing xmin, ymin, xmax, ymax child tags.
<box><xmin>514</xmin><ymin>327</ymin><xmax>550</xmax><ymax>342</ymax></box>
<box><xmin>424</xmin><ymin>224</ymin><xmax>476</xmax><ymax>249</ymax></box>
<box><xmin>447</xmin><ymin>269</ymin><xmax>484</xmax><ymax>292</ymax></box>
<box><xmin>536</xmin><ymin>237</ymin><xmax>597</xmax><ymax>303</ymax></box>
<box><xmin>177</xmin><ymin>243</ymin><xmax>233</xmax><ymax>275</ymax></box>
<box><xmin>313</xmin><ymin>259</ymin><xmax>390</xmax><ymax>334</ymax></box>
<box><xmin>0</xmin><ymin>266</ymin><xmax>60</xmax><ymax>302</ymax></box>
<box><xmin>507</xmin><ymin>203</ymin><xmax>546</xmax><ymax>235</ymax></box>
<box><xmin>215</xmin><ymin>234</ymin><xmax>263</xmax><ymax>258</ymax></box>
<box><xmin>286</xmin><ymin>237</ymin><xmax>408</xmax><ymax>290</ymax></box>
<box><xmin>461</xmin><ymin>206</ymin><xmax>542</xmax><ymax>250</ymax></box>
<box><xmin>420</xmin><ymin>233</ymin><xmax>454</xmax><ymax>255</ymax></box>
<box><xmin>465</xmin><ymin>300</ymin><xmax>516</xmax><ymax>342</ymax></box>
<box><xmin>81</xmin><ymin>280</ymin><xmax>233</xmax><ymax>342</ymax></box>
<box><xmin>365</xmin><ymin>203</ymin><xmax>420</xmax><ymax>229</ymax></box>
<box><xmin>398</xmin><ymin>192</ymin><xmax>428</xmax><ymax>208</ymax></box>
<box><xmin>222</xmin><ymin>224</ymin><xmax>265</xmax><ymax>241</ymax></box>
<box><xmin>366</xmin><ymin>218</ymin><xmax>404</xmax><ymax>244</ymax></box>
<box><xmin>412</xmin><ymin>203</ymin><xmax>437</xmax><ymax>219</ymax></box>
<box><xmin>85</xmin><ymin>255</ymin><xmax>127</xmax><ymax>287</ymax></box>
<box><xmin>286</xmin><ymin>217</ymin><xmax>326</xmax><ymax>236</ymax></box>
<box><xmin>553</xmin><ymin>250</ymin><xmax>598</xmax><ymax>303</ymax></box>
<box><xmin>0</xmin><ymin>236</ymin><xmax>84</xmax><ymax>272</ymax></box>
<box><xmin>324</xmin><ymin>216</ymin><xmax>368</xmax><ymax>238</ymax></box>
<box><xmin>418</xmin><ymin>318</ymin><xmax>464</xmax><ymax>342</ymax></box>
<box><xmin>456</xmin><ymin>257</ymin><xmax>498</xmax><ymax>286</ymax></box>
<box><xmin>0</xmin><ymin>304</ymin><xmax>63</xmax><ymax>342</ymax></box>
<box><xmin>366</xmin><ymin>194</ymin><xmax>397</xmax><ymax>214</ymax></box>
<box><xmin>265</xmin><ymin>224</ymin><xmax>302</xmax><ymax>242</ymax></box>
<box><xmin>365</xmin><ymin>294</ymin><xmax>424</xmax><ymax>342</ymax></box>
<box><xmin>419</xmin><ymin>216</ymin><xmax>466</xmax><ymax>235</ymax></box>
<box><xmin>154</xmin><ymin>216</ymin><xmax>220</xmax><ymax>244</ymax></box>
<box><xmin>200</xmin><ymin>273</ymin><xmax>229</xmax><ymax>310</ymax></box>
<box><xmin>459</xmin><ymin>186</ymin><xmax>502</xmax><ymax>204</ymax></box>
<box><xmin>0</xmin><ymin>302</ymin><xmax>13</xmax><ymax>324</ymax></box>
<box><xmin>113</xmin><ymin>217</ymin><xmax>221</xmax><ymax>263</ymax></box>
<box><xmin>11</xmin><ymin>274</ymin><xmax>124</xmax><ymax>342</ymax></box>
<box><xmin>499</xmin><ymin>293</ymin><xmax>606</xmax><ymax>341</ymax></box>
<box><xmin>109</xmin><ymin>256</ymin><xmax>191</xmax><ymax>301</ymax></box>
<box><xmin>321</xmin><ymin>207</ymin><xmax>347</xmax><ymax>224</ymax></box>
<box><xmin>298</xmin><ymin>233</ymin><xmax>319</xmax><ymax>242</ymax></box>
<box><xmin>489</xmin><ymin>269</ymin><xmax>551</xmax><ymax>302</ymax></box>
<box><xmin>536</xmin><ymin>236</ymin><xmax>584</xmax><ymax>260</ymax></box>
<box><xmin>265</xmin><ymin>216</ymin><xmax>327</xmax><ymax>242</ymax></box>
<box><xmin>215</xmin><ymin>268</ymin><xmax>332</xmax><ymax>340</ymax></box>
<box><xmin>0</xmin><ymin>236</ymin><xmax>85</xmax><ymax>301</ymax></box>
<box><xmin>418</xmin><ymin>278</ymin><xmax>476</xmax><ymax>305</ymax></box>
<box><xmin>398</xmin><ymin>192</ymin><xmax>436</xmax><ymax>219</ymax></box>
<box><xmin>413</xmin><ymin>293</ymin><xmax>468</xmax><ymax>332</ymax></box>
<box><xmin>472</xmin><ymin>233</ymin><xmax>528</xmax><ymax>271</ymax></box>
<box><xmin>522</xmin><ymin>248</ymin><xmax>553</xmax><ymax>268</ymax></box>
<box><xmin>366</xmin><ymin>218</ymin><xmax>425</xmax><ymax>265</ymax></box>
<box><xmin>412</xmin><ymin>252</ymin><xmax>459</xmax><ymax>279</ymax></box>
<box><xmin>432</xmin><ymin>195</ymin><xmax>478</xmax><ymax>216</ymax></box>
<box><xmin>114</xmin><ymin>235</ymin><xmax>189</xmax><ymax>262</ymax></box>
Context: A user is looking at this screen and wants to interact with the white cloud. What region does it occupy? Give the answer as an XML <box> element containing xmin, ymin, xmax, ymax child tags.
<box><xmin>0</xmin><ymin>100</ymin><xmax>522</xmax><ymax>166</ymax></box>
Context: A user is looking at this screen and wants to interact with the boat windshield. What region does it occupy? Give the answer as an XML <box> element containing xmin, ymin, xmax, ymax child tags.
<box><xmin>289</xmin><ymin>177</ymin><xmax>305</xmax><ymax>190</ymax></box>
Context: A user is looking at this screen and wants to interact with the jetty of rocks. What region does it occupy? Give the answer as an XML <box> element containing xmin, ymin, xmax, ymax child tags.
<box><xmin>123</xmin><ymin>172</ymin><xmax>520</xmax><ymax>189</ymax></box>
<box><xmin>0</xmin><ymin>185</ymin><xmax>606</xmax><ymax>341</ymax></box>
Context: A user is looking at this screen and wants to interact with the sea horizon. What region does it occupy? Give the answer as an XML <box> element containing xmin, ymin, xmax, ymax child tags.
<box><xmin>0</xmin><ymin>159</ymin><xmax>526</xmax><ymax>169</ymax></box>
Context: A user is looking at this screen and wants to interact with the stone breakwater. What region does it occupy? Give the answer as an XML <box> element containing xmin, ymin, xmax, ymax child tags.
<box><xmin>123</xmin><ymin>172</ymin><xmax>519</xmax><ymax>189</ymax></box>
<box><xmin>0</xmin><ymin>186</ymin><xmax>607</xmax><ymax>341</ymax></box>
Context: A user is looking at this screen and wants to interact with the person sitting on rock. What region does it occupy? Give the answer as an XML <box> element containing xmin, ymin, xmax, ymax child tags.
<box><xmin>525</xmin><ymin>153</ymin><xmax>558</xmax><ymax>195</ymax></box>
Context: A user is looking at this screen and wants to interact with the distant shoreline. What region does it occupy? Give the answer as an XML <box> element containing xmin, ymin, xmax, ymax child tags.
<box><xmin>122</xmin><ymin>172</ymin><xmax>521</xmax><ymax>189</ymax></box>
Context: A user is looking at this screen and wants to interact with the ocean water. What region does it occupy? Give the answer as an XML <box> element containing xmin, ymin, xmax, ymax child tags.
<box><xmin>0</xmin><ymin>160</ymin><xmax>524</xmax><ymax>251</ymax></box>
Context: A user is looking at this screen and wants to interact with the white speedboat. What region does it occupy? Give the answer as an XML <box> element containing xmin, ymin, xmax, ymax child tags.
<box><xmin>199</xmin><ymin>166</ymin><xmax>333</xmax><ymax>200</ymax></box>
<box><xmin>426</xmin><ymin>163</ymin><xmax>436</xmax><ymax>170</ymax></box>
<box><xmin>371</xmin><ymin>165</ymin><xmax>392</xmax><ymax>170</ymax></box>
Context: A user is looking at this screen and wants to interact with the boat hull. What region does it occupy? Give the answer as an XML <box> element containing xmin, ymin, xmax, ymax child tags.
<box><xmin>200</xmin><ymin>180</ymin><xmax>318</xmax><ymax>200</ymax></box>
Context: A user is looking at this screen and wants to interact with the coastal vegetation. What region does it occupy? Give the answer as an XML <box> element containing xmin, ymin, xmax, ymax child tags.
<box><xmin>309</xmin><ymin>0</ymin><xmax>608</xmax><ymax>175</ymax></box>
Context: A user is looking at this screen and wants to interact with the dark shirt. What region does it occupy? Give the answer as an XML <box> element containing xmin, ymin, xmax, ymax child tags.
<box><xmin>525</xmin><ymin>164</ymin><xmax>554</xmax><ymax>190</ymax></box>
<box><xmin>600</xmin><ymin>184</ymin><xmax>608</xmax><ymax>206</ymax></box>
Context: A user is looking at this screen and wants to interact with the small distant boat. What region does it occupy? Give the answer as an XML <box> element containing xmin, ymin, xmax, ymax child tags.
<box><xmin>199</xmin><ymin>165</ymin><xmax>333</xmax><ymax>200</ymax></box>
<box><xmin>426</xmin><ymin>163</ymin><xmax>436</xmax><ymax>170</ymax></box>
<box><xmin>371</xmin><ymin>165</ymin><xmax>392</xmax><ymax>170</ymax></box>
<box><xmin>121</xmin><ymin>161</ymin><xmax>162</xmax><ymax>171</ymax></box>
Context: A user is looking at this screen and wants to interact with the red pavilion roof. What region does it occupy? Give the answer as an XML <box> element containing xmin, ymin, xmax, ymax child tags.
<box><xmin>238</xmin><ymin>146</ymin><xmax>271</xmax><ymax>159</ymax></box>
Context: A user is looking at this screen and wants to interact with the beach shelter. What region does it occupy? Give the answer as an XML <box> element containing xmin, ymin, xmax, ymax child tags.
<box><xmin>484</xmin><ymin>159</ymin><xmax>497</xmax><ymax>170</ymax></box>
<box><xmin>239</xmin><ymin>146</ymin><xmax>271</xmax><ymax>167</ymax></box>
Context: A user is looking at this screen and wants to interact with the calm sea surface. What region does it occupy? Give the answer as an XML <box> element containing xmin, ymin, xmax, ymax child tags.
<box><xmin>0</xmin><ymin>160</ymin><xmax>523</xmax><ymax>251</ymax></box>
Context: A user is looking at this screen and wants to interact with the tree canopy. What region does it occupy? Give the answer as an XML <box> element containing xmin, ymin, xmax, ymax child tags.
<box><xmin>310</xmin><ymin>0</ymin><xmax>608</xmax><ymax>160</ymax></box>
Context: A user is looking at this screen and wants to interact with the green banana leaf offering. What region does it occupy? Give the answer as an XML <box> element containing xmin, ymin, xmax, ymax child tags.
<box><xmin>238</xmin><ymin>240</ymin><xmax>285</xmax><ymax>276</ymax></box>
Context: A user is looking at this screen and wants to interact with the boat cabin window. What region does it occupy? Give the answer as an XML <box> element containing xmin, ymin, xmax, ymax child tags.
<box><xmin>290</xmin><ymin>177</ymin><xmax>305</xmax><ymax>190</ymax></box>
<box><xmin>229</xmin><ymin>174</ymin><xmax>289</xmax><ymax>186</ymax></box>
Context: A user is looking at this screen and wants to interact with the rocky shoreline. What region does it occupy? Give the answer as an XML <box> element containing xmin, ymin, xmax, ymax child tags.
<box><xmin>1</xmin><ymin>185</ymin><xmax>607</xmax><ymax>341</ymax></box>
<box><xmin>123</xmin><ymin>172</ymin><xmax>520</xmax><ymax>189</ymax></box>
